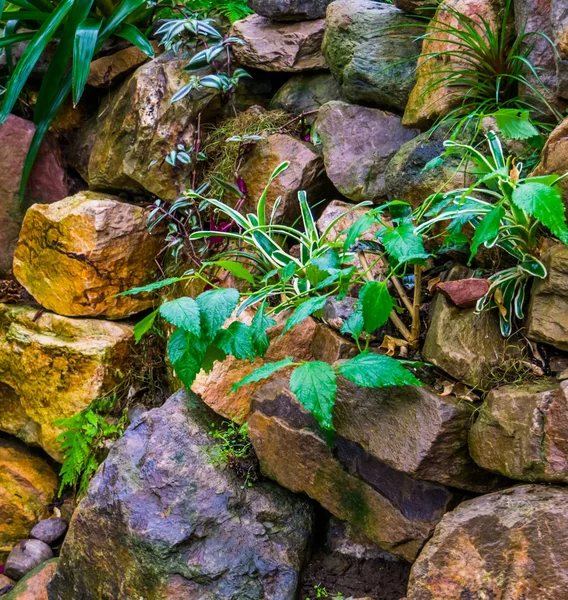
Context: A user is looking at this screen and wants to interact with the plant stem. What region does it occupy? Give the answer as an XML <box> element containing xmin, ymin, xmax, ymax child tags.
<box><xmin>410</xmin><ymin>264</ymin><xmax>422</xmax><ymax>348</ymax></box>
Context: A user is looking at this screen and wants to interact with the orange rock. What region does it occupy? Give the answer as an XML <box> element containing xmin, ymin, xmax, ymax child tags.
<box><xmin>3</xmin><ymin>559</ymin><xmax>57</xmax><ymax>600</ymax></box>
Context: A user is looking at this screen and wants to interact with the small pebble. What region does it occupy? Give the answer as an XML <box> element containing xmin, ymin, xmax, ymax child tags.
<box><xmin>4</xmin><ymin>539</ymin><xmax>53</xmax><ymax>581</ymax></box>
<box><xmin>30</xmin><ymin>517</ymin><xmax>68</xmax><ymax>545</ymax></box>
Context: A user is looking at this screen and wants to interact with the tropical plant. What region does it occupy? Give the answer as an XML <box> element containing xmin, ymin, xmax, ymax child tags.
<box><xmin>0</xmin><ymin>0</ymin><xmax>155</xmax><ymax>203</ymax></box>
<box><xmin>177</xmin><ymin>0</ymin><xmax>251</xmax><ymax>23</ymax></box>
<box><xmin>415</xmin><ymin>131</ymin><xmax>568</xmax><ymax>336</ymax></box>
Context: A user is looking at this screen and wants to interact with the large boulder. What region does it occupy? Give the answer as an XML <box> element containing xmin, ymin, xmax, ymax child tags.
<box><xmin>532</xmin><ymin>119</ymin><xmax>568</xmax><ymax>205</ymax></box>
<box><xmin>4</xmin><ymin>559</ymin><xmax>57</xmax><ymax>600</ymax></box>
<box><xmin>0</xmin><ymin>436</ymin><xmax>58</xmax><ymax>562</ymax></box>
<box><xmin>269</xmin><ymin>73</ymin><xmax>343</xmax><ymax>120</ymax></box>
<box><xmin>403</xmin><ymin>0</ymin><xmax>506</xmax><ymax>128</ymax></box>
<box><xmin>81</xmin><ymin>53</ymin><xmax>216</xmax><ymax>200</ymax></box>
<box><xmin>406</xmin><ymin>485</ymin><xmax>568</xmax><ymax>599</ymax></box>
<box><xmin>48</xmin><ymin>390</ymin><xmax>314</xmax><ymax>600</ymax></box>
<box><xmin>0</xmin><ymin>304</ymin><xmax>134</xmax><ymax>461</ymax></box>
<box><xmin>248</xmin><ymin>0</ymin><xmax>333</xmax><ymax>20</ymax></box>
<box><xmin>323</xmin><ymin>0</ymin><xmax>422</xmax><ymax>112</ymax></box>
<box><xmin>315</xmin><ymin>101</ymin><xmax>418</xmax><ymax>202</ymax></box>
<box><xmin>239</xmin><ymin>134</ymin><xmax>332</xmax><ymax>223</ymax></box>
<box><xmin>13</xmin><ymin>192</ymin><xmax>163</xmax><ymax>319</ymax></box>
<box><xmin>0</xmin><ymin>115</ymin><xmax>68</xmax><ymax>278</ymax></box>
<box><xmin>5</xmin><ymin>540</ymin><xmax>53</xmax><ymax>581</ymax></box>
<box><xmin>526</xmin><ymin>243</ymin><xmax>568</xmax><ymax>350</ymax></box>
<box><xmin>552</xmin><ymin>0</ymin><xmax>568</xmax><ymax>98</ymax></box>
<box><xmin>231</xmin><ymin>15</ymin><xmax>327</xmax><ymax>72</ymax></box>
<box><xmin>422</xmin><ymin>294</ymin><xmax>521</xmax><ymax>388</ymax></box>
<box><xmin>86</xmin><ymin>42</ymin><xmax>158</xmax><ymax>88</ymax></box>
<box><xmin>248</xmin><ymin>380</ymin><xmax>455</xmax><ymax>562</ymax></box>
<box><xmin>469</xmin><ymin>380</ymin><xmax>568</xmax><ymax>482</ymax></box>
<box><xmin>335</xmin><ymin>378</ymin><xmax>506</xmax><ymax>492</ymax></box>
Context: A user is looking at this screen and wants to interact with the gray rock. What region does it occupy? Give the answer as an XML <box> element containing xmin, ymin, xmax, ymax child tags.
<box><xmin>30</xmin><ymin>518</ymin><xmax>68</xmax><ymax>545</ymax></box>
<box><xmin>4</xmin><ymin>539</ymin><xmax>53</xmax><ymax>581</ymax></box>
<box><xmin>323</xmin><ymin>0</ymin><xmax>423</xmax><ymax>111</ymax></box>
<box><xmin>552</xmin><ymin>0</ymin><xmax>568</xmax><ymax>99</ymax></box>
<box><xmin>248</xmin><ymin>0</ymin><xmax>333</xmax><ymax>21</ymax></box>
<box><xmin>48</xmin><ymin>390</ymin><xmax>313</xmax><ymax>600</ymax></box>
<box><xmin>315</xmin><ymin>101</ymin><xmax>418</xmax><ymax>202</ymax></box>
<box><xmin>323</xmin><ymin>297</ymin><xmax>358</xmax><ymax>332</ymax></box>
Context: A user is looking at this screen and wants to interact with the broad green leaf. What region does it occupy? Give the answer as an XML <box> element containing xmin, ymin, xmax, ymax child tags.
<box><xmin>215</xmin><ymin>321</ymin><xmax>256</xmax><ymax>361</ymax></box>
<box><xmin>201</xmin><ymin>344</ymin><xmax>226</xmax><ymax>373</ymax></box>
<box><xmin>250</xmin><ymin>301</ymin><xmax>276</xmax><ymax>357</ymax></box>
<box><xmin>97</xmin><ymin>0</ymin><xmax>147</xmax><ymax>43</ymax></box>
<box><xmin>72</xmin><ymin>18</ymin><xmax>101</xmax><ymax>106</ymax></box>
<box><xmin>116</xmin><ymin>23</ymin><xmax>154</xmax><ymax>57</ymax></box>
<box><xmin>281</xmin><ymin>296</ymin><xmax>327</xmax><ymax>335</ymax></box>
<box><xmin>421</xmin><ymin>155</ymin><xmax>445</xmax><ymax>172</ymax></box>
<box><xmin>381</xmin><ymin>223</ymin><xmax>429</xmax><ymax>264</ymax></box>
<box><xmin>213</xmin><ymin>260</ymin><xmax>255</xmax><ymax>284</ymax></box>
<box><xmin>167</xmin><ymin>328</ymin><xmax>206</xmax><ymax>389</ymax></box>
<box><xmin>494</xmin><ymin>108</ymin><xmax>539</xmax><ymax>141</ymax></box>
<box><xmin>290</xmin><ymin>361</ymin><xmax>336</xmax><ymax>431</ymax></box>
<box><xmin>133</xmin><ymin>309</ymin><xmax>158</xmax><ymax>343</ymax></box>
<box><xmin>116</xmin><ymin>277</ymin><xmax>183</xmax><ymax>296</ymax></box>
<box><xmin>159</xmin><ymin>297</ymin><xmax>200</xmax><ymax>335</ymax></box>
<box><xmin>339</xmin><ymin>352</ymin><xmax>422</xmax><ymax>388</ymax></box>
<box><xmin>512</xmin><ymin>182</ymin><xmax>568</xmax><ymax>239</ymax></box>
<box><xmin>231</xmin><ymin>357</ymin><xmax>295</xmax><ymax>392</ymax></box>
<box><xmin>518</xmin><ymin>256</ymin><xmax>547</xmax><ymax>278</ymax></box>
<box><xmin>340</xmin><ymin>306</ymin><xmax>364</xmax><ymax>339</ymax></box>
<box><xmin>360</xmin><ymin>281</ymin><xmax>392</xmax><ymax>334</ymax></box>
<box><xmin>343</xmin><ymin>212</ymin><xmax>376</xmax><ymax>250</ymax></box>
<box><xmin>470</xmin><ymin>205</ymin><xmax>504</xmax><ymax>261</ymax></box>
<box><xmin>197</xmin><ymin>288</ymin><xmax>240</xmax><ymax>342</ymax></box>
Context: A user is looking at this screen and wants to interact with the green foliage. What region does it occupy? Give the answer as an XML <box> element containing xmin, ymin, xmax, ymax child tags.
<box><xmin>416</xmin><ymin>131</ymin><xmax>568</xmax><ymax>336</ymax></box>
<box><xmin>180</xmin><ymin>0</ymin><xmax>252</xmax><ymax>22</ymax></box>
<box><xmin>55</xmin><ymin>395</ymin><xmax>127</xmax><ymax>496</ymax></box>
<box><xmin>0</xmin><ymin>0</ymin><xmax>153</xmax><ymax>204</ymax></box>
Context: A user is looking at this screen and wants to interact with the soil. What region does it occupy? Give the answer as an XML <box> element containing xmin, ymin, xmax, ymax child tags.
<box><xmin>298</xmin><ymin>547</ymin><xmax>411</xmax><ymax>600</ymax></box>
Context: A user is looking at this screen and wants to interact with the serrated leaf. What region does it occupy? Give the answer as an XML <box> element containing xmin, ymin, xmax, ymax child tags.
<box><xmin>512</xmin><ymin>182</ymin><xmax>568</xmax><ymax>239</ymax></box>
<box><xmin>159</xmin><ymin>297</ymin><xmax>201</xmax><ymax>335</ymax></box>
<box><xmin>168</xmin><ymin>328</ymin><xmax>206</xmax><ymax>389</ymax></box>
<box><xmin>250</xmin><ymin>301</ymin><xmax>276</xmax><ymax>357</ymax></box>
<box><xmin>213</xmin><ymin>260</ymin><xmax>255</xmax><ymax>284</ymax></box>
<box><xmin>290</xmin><ymin>361</ymin><xmax>336</xmax><ymax>431</ymax></box>
<box><xmin>197</xmin><ymin>288</ymin><xmax>240</xmax><ymax>342</ymax></box>
<box><xmin>201</xmin><ymin>344</ymin><xmax>226</xmax><ymax>373</ymax></box>
<box><xmin>281</xmin><ymin>296</ymin><xmax>327</xmax><ymax>335</ymax></box>
<box><xmin>339</xmin><ymin>352</ymin><xmax>422</xmax><ymax>388</ymax></box>
<box><xmin>381</xmin><ymin>223</ymin><xmax>429</xmax><ymax>264</ymax></box>
<box><xmin>360</xmin><ymin>281</ymin><xmax>392</xmax><ymax>334</ymax></box>
<box><xmin>231</xmin><ymin>357</ymin><xmax>295</xmax><ymax>392</ymax></box>
<box><xmin>470</xmin><ymin>205</ymin><xmax>504</xmax><ymax>261</ymax></box>
<box><xmin>494</xmin><ymin>108</ymin><xmax>539</xmax><ymax>141</ymax></box>
<box><xmin>133</xmin><ymin>309</ymin><xmax>158</xmax><ymax>343</ymax></box>
<box><xmin>343</xmin><ymin>212</ymin><xmax>376</xmax><ymax>250</ymax></box>
<box><xmin>215</xmin><ymin>321</ymin><xmax>256</xmax><ymax>361</ymax></box>
<box><xmin>341</xmin><ymin>306</ymin><xmax>364</xmax><ymax>339</ymax></box>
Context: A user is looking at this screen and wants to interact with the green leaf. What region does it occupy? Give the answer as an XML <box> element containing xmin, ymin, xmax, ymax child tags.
<box><xmin>340</xmin><ymin>306</ymin><xmax>364</xmax><ymax>339</ymax></box>
<box><xmin>494</xmin><ymin>108</ymin><xmax>539</xmax><ymax>141</ymax></box>
<box><xmin>512</xmin><ymin>182</ymin><xmax>568</xmax><ymax>239</ymax></box>
<box><xmin>290</xmin><ymin>361</ymin><xmax>336</xmax><ymax>431</ymax></box>
<box><xmin>281</xmin><ymin>296</ymin><xmax>327</xmax><ymax>336</ymax></box>
<box><xmin>215</xmin><ymin>321</ymin><xmax>256</xmax><ymax>361</ymax></box>
<box><xmin>201</xmin><ymin>344</ymin><xmax>226</xmax><ymax>373</ymax></box>
<box><xmin>421</xmin><ymin>155</ymin><xmax>445</xmax><ymax>172</ymax></box>
<box><xmin>343</xmin><ymin>212</ymin><xmax>376</xmax><ymax>250</ymax></box>
<box><xmin>167</xmin><ymin>328</ymin><xmax>206</xmax><ymax>389</ymax></box>
<box><xmin>159</xmin><ymin>297</ymin><xmax>201</xmax><ymax>335</ymax></box>
<box><xmin>381</xmin><ymin>223</ymin><xmax>429</xmax><ymax>264</ymax></box>
<box><xmin>339</xmin><ymin>353</ymin><xmax>422</xmax><ymax>388</ymax></box>
<box><xmin>360</xmin><ymin>281</ymin><xmax>392</xmax><ymax>334</ymax></box>
<box><xmin>470</xmin><ymin>205</ymin><xmax>504</xmax><ymax>261</ymax></box>
<box><xmin>116</xmin><ymin>277</ymin><xmax>183</xmax><ymax>296</ymax></box>
<box><xmin>116</xmin><ymin>23</ymin><xmax>154</xmax><ymax>57</ymax></box>
<box><xmin>72</xmin><ymin>18</ymin><xmax>101</xmax><ymax>106</ymax></box>
<box><xmin>213</xmin><ymin>260</ymin><xmax>255</xmax><ymax>284</ymax></box>
<box><xmin>250</xmin><ymin>301</ymin><xmax>276</xmax><ymax>357</ymax></box>
<box><xmin>231</xmin><ymin>357</ymin><xmax>295</xmax><ymax>392</ymax></box>
<box><xmin>133</xmin><ymin>309</ymin><xmax>158</xmax><ymax>343</ymax></box>
<box><xmin>197</xmin><ymin>288</ymin><xmax>240</xmax><ymax>342</ymax></box>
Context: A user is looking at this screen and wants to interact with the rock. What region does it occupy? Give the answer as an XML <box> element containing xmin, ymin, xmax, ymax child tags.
<box><xmin>385</xmin><ymin>127</ymin><xmax>474</xmax><ymax>208</ymax></box>
<box><xmin>323</xmin><ymin>0</ymin><xmax>422</xmax><ymax>111</ymax></box>
<box><xmin>403</xmin><ymin>0</ymin><xmax>505</xmax><ymax>128</ymax></box>
<box><xmin>0</xmin><ymin>304</ymin><xmax>134</xmax><ymax>461</ymax></box>
<box><xmin>552</xmin><ymin>0</ymin><xmax>568</xmax><ymax>98</ymax></box>
<box><xmin>13</xmin><ymin>192</ymin><xmax>163</xmax><ymax>319</ymax></box>
<box><xmin>248</xmin><ymin>0</ymin><xmax>333</xmax><ymax>20</ymax></box>
<box><xmin>335</xmin><ymin>378</ymin><xmax>505</xmax><ymax>492</ymax></box>
<box><xmin>231</xmin><ymin>15</ymin><xmax>326</xmax><ymax>72</ymax></box>
<box><xmin>0</xmin><ymin>437</ymin><xmax>58</xmax><ymax>562</ymax></box>
<box><xmin>533</xmin><ymin>119</ymin><xmax>568</xmax><ymax>204</ymax></box>
<box><xmin>526</xmin><ymin>243</ymin><xmax>568</xmax><ymax>350</ymax></box>
<box><xmin>3</xmin><ymin>559</ymin><xmax>57</xmax><ymax>600</ymax></box>
<box><xmin>87</xmin><ymin>42</ymin><xmax>159</xmax><ymax>88</ymax></box>
<box><xmin>240</xmin><ymin>134</ymin><xmax>332</xmax><ymax>224</ymax></box>
<box><xmin>406</xmin><ymin>485</ymin><xmax>568</xmax><ymax>599</ymax></box>
<box><xmin>29</xmin><ymin>519</ymin><xmax>67</xmax><ymax>546</ymax></box>
<box><xmin>469</xmin><ymin>379</ymin><xmax>568</xmax><ymax>482</ymax></box>
<box><xmin>269</xmin><ymin>73</ymin><xmax>343</xmax><ymax>121</ymax></box>
<box><xmin>323</xmin><ymin>296</ymin><xmax>358</xmax><ymax>332</ymax></box>
<box><xmin>316</xmin><ymin>200</ymin><xmax>381</xmax><ymax>243</ymax></box>
<box><xmin>48</xmin><ymin>390</ymin><xmax>314</xmax><ymax>600</ymax></box>
<box><xmin>395</xmin><ymin>0</ymin><xmax>440</xmax><ymax>14</ymax></box>
<box><xmin>192</xmin><ymin>311</ymin><xmax>317</xmax><ymax>423</ymax></box>
<box><xmin>311</xmin><ymin>324</ymin><xmax>358</xmax><ymax>364</ymax></box>
<box><xmin>5</xmin><ymin>541</ymin><xmax>53</xmax><ymax>581</ymax></box>
<box><xmin>84</xmin><ymin>53</ymin><xmax>216</xmax><ymax>200</ymax></box>
<box><xmin>249</xmin><ymin>380</ymin><xmax>455</xmax><ymax>561</ymax></box>
<box><xmin>316</xmin><ymin>101</ymin><xmax>418</xmax><ymax>202</ymax></box>
<box><xmin>0</xmin><ymin>574</ymin><xmax>15</xmax><ymax>589</ymax></box>
<box><xmin>435</xmin><ymin>278</ymin><xmax>490</xmax><ymax>308</ymax></box>
<box><xmin>422</xmin><ymin>294</ymin><xmax>521</xmax><ymax>388</ymax></box>
<box><xmin>0</xmin><ymin>115</ymin><xmax>68</xmax><ymax>277</ymax></box>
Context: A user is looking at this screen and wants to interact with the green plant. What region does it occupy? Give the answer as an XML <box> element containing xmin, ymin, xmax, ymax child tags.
<box><xmin>55</xmin><ymin>394</ymin><xmax>127</xmax><ymax>496</ymax></box>
<box><xmin>415</xmin><ymin>131</ymin><xmax>568</xmax><ymax>336</ymax></box>
<box><xmin>178</xmin><ymin>0</ymin><xmax>251</xmax><ymax>22</ymax></box>
<box><xmin>0</xmin><ymin>0</ymin><xmax>154</xmax><ymax>203</ymax></box>
<box><xmin>306</xmin><ymin>585</ymin><xmax>344</xmax><ymax>600</ymax></box>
